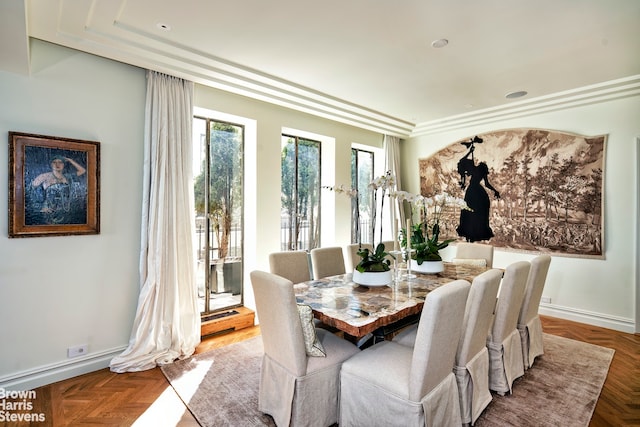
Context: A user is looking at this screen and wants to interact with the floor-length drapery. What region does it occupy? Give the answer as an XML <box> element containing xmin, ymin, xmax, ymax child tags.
<box><xmin>384</xmin><ymin>135</ymin><xmax>403</xmax><ymax>241</ymax></box>
<box><xmin>110</xmin><ymin>71</ymin><xmax>200</xmax><ymax>372</ymax></box>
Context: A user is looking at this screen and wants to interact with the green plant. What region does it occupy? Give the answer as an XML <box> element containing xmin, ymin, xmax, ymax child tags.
<box><xmin>407</xmin><ymin>222</ymin><xmax>455</xmax><ymax>263</ymax></box>
<box><xmin>398</xmin><ymin>192</ymin><xmax>470</xmax><ymax>265</ymax></box>
<box><xmin>355</xmin><ymin>243</ymin><xmax>392</xmax><ymax>272</ymax></box>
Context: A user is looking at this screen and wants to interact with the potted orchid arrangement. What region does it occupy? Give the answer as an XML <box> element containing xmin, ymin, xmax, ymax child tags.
<box><xmin>324</xmin><ymin>171</ymin><xmax>396</xmax><ymax>284</ymax></box>
<box><xmin>396</xmin><ymin>191</ymin><xmax>470</xmax><ymax>273</ymax></box>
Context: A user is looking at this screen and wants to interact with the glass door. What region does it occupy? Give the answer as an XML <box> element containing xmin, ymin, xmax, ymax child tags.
<box><xmin>193</xmin><ymin>117</ymin><xmax>244</xmax><ymax>314</ymax></box>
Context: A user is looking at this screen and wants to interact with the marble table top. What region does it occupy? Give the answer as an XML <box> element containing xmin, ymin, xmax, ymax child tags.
<box><xmin>294</xmin><ymin>262</ymin><xmax>492</xmax><ymax>339</ymax></box>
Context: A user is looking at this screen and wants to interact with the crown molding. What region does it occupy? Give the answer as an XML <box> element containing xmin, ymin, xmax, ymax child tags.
<box><xmin>410</xmin><ymin>75</ymin><xmax>640</xmax><ymax>137</ymax></box>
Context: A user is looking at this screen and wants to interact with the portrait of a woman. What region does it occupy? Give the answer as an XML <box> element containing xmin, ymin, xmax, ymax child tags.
<box><xmin>26</xmin><ymin>150</ymin><xmax>88</xmax><ymax>225</ymax></box>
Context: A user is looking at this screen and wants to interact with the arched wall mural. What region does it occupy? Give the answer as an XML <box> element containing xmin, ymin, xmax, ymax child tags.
<box><xmin>418</xmin><ymin>128</ymin><xmax>606</xmax><ymax>259</ymax></box>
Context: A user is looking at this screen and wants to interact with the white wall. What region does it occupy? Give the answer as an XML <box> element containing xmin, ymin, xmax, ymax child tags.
<box><xmin>0</xmin><ymin>40</ymin><xmax>146</xmax><ymax>389</ymax></box>
<box><xmin>401</xmin><ymin>96</ymin><xmax>640</xmax><ymax>333</ymax></box>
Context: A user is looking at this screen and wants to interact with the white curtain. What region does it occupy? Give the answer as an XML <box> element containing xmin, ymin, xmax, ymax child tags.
<box><xmin>384</xmin><ymin>135</ymin><xmax>404</xmax><ymax>238</ymax></box>
<box><xmin>110</xmin><ymin>71</ymin><xmax>200</xmax><ymax>373</ymax></box>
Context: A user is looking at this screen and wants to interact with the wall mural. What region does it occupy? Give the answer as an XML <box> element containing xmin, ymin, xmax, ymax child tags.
<box><xmin>418</xmin><ymin>128</ymin><xmax>606</xmax><ymax>259</ymax></box>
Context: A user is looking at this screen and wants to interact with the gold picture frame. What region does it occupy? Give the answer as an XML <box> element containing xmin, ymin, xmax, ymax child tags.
<box><xmin>8</xmin><ymin>132</ymin><xmax>100</xmax><ymax>238</ymax></box>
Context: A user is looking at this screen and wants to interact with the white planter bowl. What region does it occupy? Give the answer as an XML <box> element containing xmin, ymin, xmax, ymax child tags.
<box><xmin>412</xmin><ymin>260</ymin><xmax>444</xmax><ymax>274</ymax></box>
<box><xmin>352</xmin><ymin>270</ymin><xmax>393</xmax><ymax>287</ymax></box>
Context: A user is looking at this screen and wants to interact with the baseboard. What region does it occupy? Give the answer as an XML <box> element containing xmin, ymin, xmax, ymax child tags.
<box><xmin>0</xmin><ymin>346</ymin><xmax>126</xmax><ymax>391</ymax></box>
<box><xmin>539</xmin><ymin>303</ymin><xmax>636</xmax><ymax>334</ymax></box>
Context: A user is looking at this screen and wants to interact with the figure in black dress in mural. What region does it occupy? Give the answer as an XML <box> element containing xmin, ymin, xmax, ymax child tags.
<box><xmin>456</xmin><ymin>137</ymin><xmax>500</xmax><ymax>242</ymax></box>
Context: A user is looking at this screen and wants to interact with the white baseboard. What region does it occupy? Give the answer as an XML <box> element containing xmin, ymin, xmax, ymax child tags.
<box><xmin>0</xmin><ymin>346</ymin><xmax>126</xmax><ymax>391</ymax></box>
<box><xmin>539</xmin><ymin>303</ymin><xmax>636</xmax><ymax>334</ymax></box>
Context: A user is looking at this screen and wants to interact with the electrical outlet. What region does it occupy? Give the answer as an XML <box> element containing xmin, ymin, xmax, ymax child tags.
<box><xmin>67</xmin><ymin>344</ymin><xmax>88</xmax><ymax>358</ymax></box>
<box><xmin>540</xmin><ymin>296</ymin><xmax>551</xmax><ymax>304</ymax></box>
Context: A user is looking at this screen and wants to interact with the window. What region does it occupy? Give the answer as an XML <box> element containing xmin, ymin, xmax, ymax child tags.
<box><xmin>280</xmin><ymin>134</ymin><xmax>321</xmax><ymax>251</ymax></box>
<box><xmin>351</xmin><ymin>148</ymin><xmax>374</xmax><ymax>244</ymax></box>
<box><xmin>193</xmin><ymin>116</ymin><xmax>244</xmax><ymax>314</ymax></box>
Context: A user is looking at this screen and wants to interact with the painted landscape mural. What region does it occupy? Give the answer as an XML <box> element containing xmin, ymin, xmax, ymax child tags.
<box><xmin>418</xmin><ymin>128</ymin><xmax>606</xmax><ymax>258</ymax></box>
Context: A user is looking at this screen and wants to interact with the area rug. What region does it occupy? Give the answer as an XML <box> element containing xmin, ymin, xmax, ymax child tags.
<box><xmin>161</xmin><ymin>334</ymin><xmax>614</xmax><ymax>427</ymax></box>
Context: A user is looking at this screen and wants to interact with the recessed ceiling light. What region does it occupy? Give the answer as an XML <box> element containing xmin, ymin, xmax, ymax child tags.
<box><xmin>156</xmin><ymin>22</ymin><xmax>171</xmax><ymax>31</ymax></box>
<box><xmin>505</xmin><ymin>90</ymin><xmax>528</xmax><ymax>99</ymax></box>
<box><xmin>431</xmin><ymin>38</ymin><xmax>449</xmax><ymax>48</ymax></box>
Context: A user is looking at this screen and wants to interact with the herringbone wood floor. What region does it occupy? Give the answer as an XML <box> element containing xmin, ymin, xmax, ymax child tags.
<box><xmin>21</xmin><ymin>316</ymin><xmax>640</xmax><ymax>426</ymax></box>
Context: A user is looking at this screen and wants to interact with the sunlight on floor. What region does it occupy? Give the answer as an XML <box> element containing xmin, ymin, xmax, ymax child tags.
<box><xmin>132</xmin><ymin>359</ymin><xmax>213</xmax><ymax>426</ymax></box>
<box><xmin>131</xmin><ymin>386</ymin><xmax>190</xmax><ymax>426</ymax></box>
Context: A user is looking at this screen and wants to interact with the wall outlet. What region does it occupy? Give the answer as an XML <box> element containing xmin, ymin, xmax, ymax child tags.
<box><xmin>67</xmin><ymin>344</ymin><xmax>88</xmax><ymax>358</ymax></box>
<box><xmin>540</xmin><ymin>296</ymin><xmax>551</xmax><ymax>304</ymax></box>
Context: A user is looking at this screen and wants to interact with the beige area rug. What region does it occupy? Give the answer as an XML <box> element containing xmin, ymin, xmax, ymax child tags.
<box><xmin>161</xmin><ymin>334</ymin><xmax>614</xmax><ymax>427</ymax></box>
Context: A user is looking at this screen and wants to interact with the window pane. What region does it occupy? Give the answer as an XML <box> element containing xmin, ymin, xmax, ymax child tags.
<box><xmin>280</xmin><ymin>135</ymin><xmax>321</xmax><ymax>251</ymax></box>
<box><xmin>351</xmin><ymin>148</ymin><xmax>374</xmax><ymax>244</ymax></box>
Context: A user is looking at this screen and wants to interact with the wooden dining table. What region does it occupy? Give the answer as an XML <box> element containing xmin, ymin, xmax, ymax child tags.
<box><xmin>293</xmin><ymin>262</ymin><xmax>493</xmax><ymax>343</ymax></box>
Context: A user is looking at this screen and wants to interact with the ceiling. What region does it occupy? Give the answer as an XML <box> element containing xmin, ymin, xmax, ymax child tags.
<box><xmin>3</xmin><ymin>0</ymin><xmax>640</xmax><ymax>136</ymax></box>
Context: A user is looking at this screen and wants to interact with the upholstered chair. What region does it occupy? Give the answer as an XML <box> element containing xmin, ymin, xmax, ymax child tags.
<box><xmin>250</xmin><ymin>271</ymin><xmax>359</xmax><ymax>427</ymax></box>
<box><xmin>310</xmin><ymin>246</ymin><xmax>346</xmax><ymax>279</ymax></box>
<box><xmin>453</xmin><ymin>242</ymin><xmax>495</xmax><ymax>268</ymax></box>
<box><xmin>517</xmin><ymin>254</ymin><xmax>552</xmax><ymax>369</ymax></box>
<box><xmin>268</xmin><ymin>250</ymin><xmax>311</xmax><ymax>284</ymax></box>
<box><xmin>344</xmin><ymin>243</ymin><xmax>373</xmax><ymax>271</ymax></box>
<box><xmin>487</xmin><ymin>261</ymin><xmax>530</xmax><ymax>395</ymax></box>
<box><xmin>340</xmin><ymin>280</ymin><xmax>471</xmax><ymax>426</ymax></box>
<box><xmin>454</xmin><ymin>269</ymin><xmax>503</xmax><ymax>425</ymax></box>
<box><xmin>393</xmin><ymin>269</ymin><xmax>502</xmax><ymax>425</ymax></box>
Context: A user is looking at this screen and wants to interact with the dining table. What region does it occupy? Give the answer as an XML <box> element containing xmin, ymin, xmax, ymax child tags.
<box><xmin>293</xmin><ymin>262</ymin><xmax>493</xmax><ymax>345</ymax></box>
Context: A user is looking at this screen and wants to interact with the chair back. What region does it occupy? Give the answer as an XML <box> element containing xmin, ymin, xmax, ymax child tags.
<box><xmin>250</xmin><ymin>270</ymin><xmax>308</xmax><ymax>376</ymax></box>
<box><xmin>409</xmin><ymin>279</ymin><xmax>471</xmax><ymax>400</ymax></box>
<box><xmin>268</xmin><ymin>251</ymin><xmax>311</xmax><ymax>284</ymax></box>
<box><xmin>456</xmin><ymin>269</ymin><xmax>502</xmax><ymax>366</ymax></box>
<box><xmin>454</xmin><ymin>242</ymin><xmax>494</xmax><ymax>268</ymax></box>
<box><xmin>310</xmin><ymin>246</ymin><xmax>346</xmax><ymax>279</ymax></box>
<box><xmin>490</xmin><ymin>261</ymin><xmax>530</xmax><ymax>344</ymax></box>
<box><xmin>518</xmin><ymin>255</ymin><xmax>552</xmax><ymax>326</ymax></box>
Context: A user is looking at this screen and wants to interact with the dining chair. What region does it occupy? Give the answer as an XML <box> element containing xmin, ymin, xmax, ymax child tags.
<box><xmin>340</xmin><ymin>279</ymin><xmax>471</xmax><ymax>426</ymax></box>
<box><xmin>392</xmin><ymin>269</ymin><xmax>502</xmax><ymax>425</ymax></box>
<box><xmin>453</xmin><ymin>242</ymin><xmax>494</xmax><ymax>268</ymax></box>
<box><xmin>454</xmin><ymin>268</ymin><xmax>503</xmax><ymax>425</ymax></box>
<box><xmin>268</xmin><ymin>250</ymin><xmax>311</xmax><ymax>284</ymax></box>
<box><xmin>310</xmin><ymin>246</ymin><xmax>346</xmax><ymax>279</ymax></box>
<box><xmin>344</xmin><ymin>243</ymin><xmax>373</xmax><ymax>271</ymax></box>
<box><xmin>487</xmin><ymin>260</ymin><xmax>530</xmax><ymax>395</ymax></box>
<box><xmin>250</xmin><ymin>271</ymin><xmax>360</xmax><ymax>427</ymax></box>
<box><xmin>517</xmin><ymin>254</ymin><xmax>552</xmax><ymax>370</ymax></box>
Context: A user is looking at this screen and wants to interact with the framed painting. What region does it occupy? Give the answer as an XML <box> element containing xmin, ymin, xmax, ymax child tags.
<box><xmin>8</xmin><ymin>132</ymin><xmax>100</xmax><ymax>238</ymax></box>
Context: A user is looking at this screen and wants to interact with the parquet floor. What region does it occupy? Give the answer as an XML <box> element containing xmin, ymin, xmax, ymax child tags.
<box><xmin>17</xmin><ymin>316</ymin><xmax>640</xmax><ymax>426</ymax></box>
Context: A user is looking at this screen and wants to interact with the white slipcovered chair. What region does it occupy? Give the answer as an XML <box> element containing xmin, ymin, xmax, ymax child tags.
<box><xmin>310</xmin><ymin>246</ymin><xmax>346</xmax><ymax>279</ymax></box>
<box><xmin>250</xmin><ymin>271</ymin><xmax>360</xmax><ymax>427</ymax></box>
<box><xmin>487</xmin><ymin>261</ymin><xmax>530</xmax><ymax>395</ymax></box>
<box><xmin>517</xmin><ymin>254</ymin><xmax>552</xmax><ymax>369</ymax></box>
<box><xmin>344</xmin><ymin>243</ymin><xmax>373</xmax><ymax>271</ymax></box>
<box><xmin>340</xmin><ymin>280</ymin><xmax>471</xmax><ymax>426</ymax></box>
<box><xmin>268</xmin><ymin>250</ymin><xmax>311</xmax><ymax>284</ymax></box>
<box><xmin>393</xmin><ymin>269</ymin><xmax>503</xmax><ymax>426</ymax></box>
<box><xmin>454</xmin><ymin>268</ymin><xmax>503</xmax><ymax>425</ymax></box>
<box><xmin>453</xmin><ymin>242</ymin><xmax>494</xmax><ymax>268</ymax></box>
